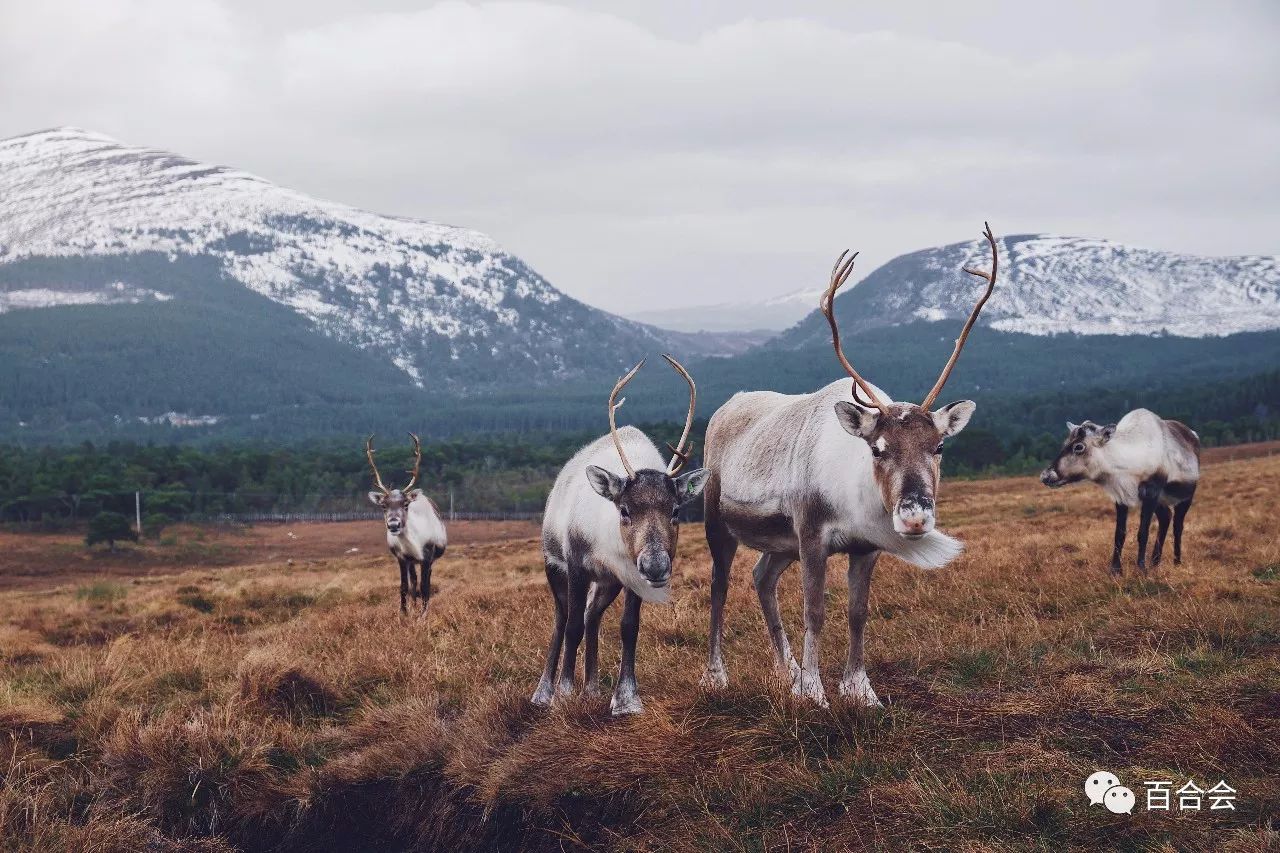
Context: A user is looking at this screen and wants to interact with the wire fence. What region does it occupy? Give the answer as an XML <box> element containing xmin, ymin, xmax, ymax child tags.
<box><xmin>189</xmin><ymin>509</ymin><xmax>542</xmax><ymax>525</ymax></box>
<box><xmin>0</xmin><ymin>489</ymin><xmax>546</xmax><ymax>527</ymax></box>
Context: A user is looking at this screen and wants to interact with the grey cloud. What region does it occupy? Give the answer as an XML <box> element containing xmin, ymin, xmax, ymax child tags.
<box><xmin>0</xmin><ymin>0</ymin><xmax>1276</xmax><ymax>313</ymax></box>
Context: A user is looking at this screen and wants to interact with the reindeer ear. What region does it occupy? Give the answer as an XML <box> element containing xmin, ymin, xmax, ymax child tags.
<box><xmin>368</xmin><ymin>491</ymin><xmax>387</xmax><ymax>507</ymax></box>
<box><xmin>674</xmin><ymin>468</ymin><xmax>710</xmax><ymax>505</ymax></box>
<box><xmin>404</xmin><ymin>488</ymin><xmax>423</xmax><ymax>502</ymax></box>
<box><xmin>1100</xmin><ymin>424</ymin><xmax>1116</xmax><ymax>443</ymax></box>
<box><xmin>933</xmin><ymin>400</ymin><xmax>976</xmax><ymax>437</ymax></box>
<box><xmin>586</xmin><ymin>465</ymin><xmax>625</xmax><ymax>501</ymax></box>
<box><xmin>1066</xmin><ymin>421</ymin><xmax>1079</xmax><ymax>434</ymax></box>
<box><xmin>834</xmin><ymin>401</ymin><xmax>878</xmax><ymax>438</ymax></box>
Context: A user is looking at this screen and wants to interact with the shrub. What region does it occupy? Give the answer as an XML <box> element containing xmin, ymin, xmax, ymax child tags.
<box><xmin>86</xmin><ymin>511</ymin><xmax>138</xmax><ymax>551</ymax></box>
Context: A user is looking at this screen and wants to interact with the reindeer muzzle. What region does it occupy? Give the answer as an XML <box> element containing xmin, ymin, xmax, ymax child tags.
<box><xmin>894</xmin><ymin>497</ymin><xmax>935</xmax><ymax>538</ymax></box>
<box><xmin>1040</xmin><ymin>468</ymin><xmax>1063</xmax><ymax>488</ymax></box>
<box><xmin>638</xmin><ymin>552</ymin><xmax>672</xmax><ymax>587</ymax></box>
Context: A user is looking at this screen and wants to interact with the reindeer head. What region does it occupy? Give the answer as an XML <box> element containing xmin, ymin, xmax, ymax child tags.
<box><xmin>1040</xmin><ymin>421</ymin><xmax>1116</xmax><ymax>488</ymax></box>
<box><xmin>365</xmin><ymin>433</ymin><xmax>424</xmax><ymax>535</ymax></box>
<box><xmin>822</xmin><ymin>224</ymin><xmax>997</xmax><ymax>538</ymax></box>
<box><xmin>586</xmin><ymin>356</ymin><xmax>709</xmax><ymax>590</ymax></box>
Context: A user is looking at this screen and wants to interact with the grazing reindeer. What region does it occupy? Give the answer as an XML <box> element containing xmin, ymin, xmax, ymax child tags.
<box><xmin>700</xmin><ymin>224</ymin><xmax>1000</xmax><ymax>707</ymax></box>
<box><xmin>532</xmin><ymin>355</ymin><xmax>709</xmax><ymax>715</ymax></box>
<box><xmin>366</xmin><ymin>434</ymin><xmax>447</xmax><ymax>615</ymax></box>
<box><xmin>1040</xmin><ymin>411</ymin><xmax>1199</xmax><ymax>574</ymax></box>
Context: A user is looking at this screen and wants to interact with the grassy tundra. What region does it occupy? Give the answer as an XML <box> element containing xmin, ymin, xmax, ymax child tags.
<box><xmin>1</xmin><ymin>451</ymin><xmax>1278</xmax><ymax>851</ymax></box>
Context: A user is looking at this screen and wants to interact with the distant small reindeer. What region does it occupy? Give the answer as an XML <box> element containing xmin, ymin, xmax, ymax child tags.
<box><xmin>700</xmin><ymin>224</ymin><xmax>999</xmax><ymax>707</ymax></box>
<box><xmin>1040</xmin><ymin>410</ymin><xmax>1199</xmax><ymax>574</ymax></box>
<box><xmin>366</xmin><ymin>434</ymin><xmax>447</xmax><ymax>614</ymax></box>
<box><xmin>532</xmin><ymin>355</ymin><xmax>708</xmax><ymax>715</ymax></box>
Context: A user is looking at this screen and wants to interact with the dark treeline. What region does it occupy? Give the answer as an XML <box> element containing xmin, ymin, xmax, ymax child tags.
<box><xmin>2</xmin><ymin>371</ymin><xmax>1276</xmax><ymax>524</ymax></box>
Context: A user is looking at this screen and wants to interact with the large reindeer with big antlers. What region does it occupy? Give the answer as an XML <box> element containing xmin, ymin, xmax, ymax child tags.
<box><xmin>366</xmin><ymin>434</ymin><xmax>447</xmax><ymax>616</ymax></box>
<box><xmin>700</xmin><ymin>224</ymin><xmax>999</xmax><ymax>707</ymax></box>
<box><xmin>532</xmin><ymin>355</ymin><xmax>709</xmax><ymax>715</ymax></box>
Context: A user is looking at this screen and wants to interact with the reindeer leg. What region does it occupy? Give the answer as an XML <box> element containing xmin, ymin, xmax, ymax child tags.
<box><xmin>840</xmin><ymin>550</ymin><xmax>881</xmax><ymax>707</ymax></box>
<box><xmin>398</xmin><ymin>558</ymin><xmax>410</xmax><ymax>615</ymax></box>
<box><xmin>418</xmin><ymin>555</ymin><xmax>435</xmax><ymax>617</ymax></box>
<box><xmin>1135</xmin><ymin>485</ymin><xmax>1159</xmax><ymax>575</ymax></box>
<box><xmin>405</xmin><ymin>560</ymin><xmax>420</xmax><ymax>611</ymax></box>
<box><xmin>797</xmin><ymin>530</ymin><xmax>830</xmax><ymax>707</ymax></box>
<box><xmin>532</xmin><ymin>561</ymin><xmax>568</xmax><ymax>706</ymax></box>
<box><xmin>610</xmin><ymin>589</ymin><xmax>644</xmax><ymax>716</ymax></box>
<box><xmin>753</xmin><ymin>552</ymin><xmax>799</xmax><ymax>685</ymax></box>
<box><xmin>1151</xmin><ymin>505</ymin><xmax>1172</xmax><ymax>568</ymax></box>
<box><xmin>556</xmin><ymin>564</ymin><xmax>590</xmax><ymax>698</ymax></box>
<box><xmin>1110</xmin><ymin>504</ymin><xmax>1128</xmax><ymax>576</ymax></box>
<box><xmin>583</xmin><ymin>579</ymin><xmax>622</xmax><ymax>697</ymax></box>
<box><xmin>1172</xmin><ymin>493</ymin><xmax>1194</xmax><ymax>565</ymax></box>
<box><xmin>1137</xmin><ymin>477</ymin><xmax>1168</xmax><ymax>575</ymax></box>
<box><xmin>700</xmin><ymin>481</ymin><xmax>738</xmax><ymax>689</ymax></box>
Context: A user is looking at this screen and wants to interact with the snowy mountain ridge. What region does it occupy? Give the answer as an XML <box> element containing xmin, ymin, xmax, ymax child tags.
<box><xmin>0</xmin><ymin>127</ymin><xmax>730</xmax><ymax>387</ymax></box>
<box><xmin>826</xmin><ymin>232</ymin><xmax>1280</xmax><ymax>339</ymax></box>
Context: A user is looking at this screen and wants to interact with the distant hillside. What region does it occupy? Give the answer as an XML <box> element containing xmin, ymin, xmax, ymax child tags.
<box><xmin>776</xmin><ymin>233</ymin><xmax>1280</xmax><ymax>343</ymax></box>
<box><xmin>2</xmin><ymin>128</ymin><xmax>1278</xmax><ymax>445</ymax></box>
<box><xmin>0</xmin><ymin>127</ymin><xmax>746</xmax><ymax>397</ymax></box>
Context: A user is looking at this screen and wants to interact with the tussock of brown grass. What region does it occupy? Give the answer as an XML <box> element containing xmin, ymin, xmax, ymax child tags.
<box><xmin>0</xmin><ymin>455</ymin><xmax>1278</xmax><ymax>850</ymax></box>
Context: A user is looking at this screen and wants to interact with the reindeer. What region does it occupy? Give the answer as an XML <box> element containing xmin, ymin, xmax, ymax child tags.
<box><xmin>699</xmin><ymin>224</ymin><xmax>999</xmax><ymax>707</ymax></box>
<box><xmin>366</xmin><ymin>434</ymin><xmax>447</xmax><ymax>615</ymax></box>
<box><xmin>532</xmin><ymin>355</ymin><xmax>709</xmax><ymax>715</ymax></box>
<box><xmin>1040</xmin><ymin>411</ymin><xmax>1199</xmax><ymax>574</ymax></box>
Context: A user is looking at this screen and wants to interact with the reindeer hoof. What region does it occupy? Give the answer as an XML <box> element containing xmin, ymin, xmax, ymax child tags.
<box><xmin>839</xmin><ymin>673</ymin><xmax>882</xmax><ymax>707</ymax></box>
<box><xmin>610</xmin><ymin>692</ymin><xmax>644</xmax><ymax>716</ymax></box>
<box><xmin>699</xmin><ymin>664</ymin><xmax>728</xmax><ymax>690</ymax></box>
<box><xmin>792</xmin><ymin>670</ymin><xmax>829</xmax><ymax>708</ymax></box>
<box><xmin>531</xmin><ymin>686</ymin><xmax>553</xmax><ymax>707</ymax></box>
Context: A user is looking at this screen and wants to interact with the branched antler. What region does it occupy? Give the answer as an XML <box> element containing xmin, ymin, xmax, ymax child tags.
<box><xmin>821</xmin><ymin>250</ymin><xmax>889</xmax><ymax>414</ymax></box>
<box><xmin>403</xmin><ymin>432</ymin><xmax>422</xmax><ymax>492</ymax></box>
<box><xmin>608</xmin><ymin>359</ymin><xmax>645</xmax><ymax>479</ymax></box>
<box><xmin>366</xmin><ymin>433</ymin><xmax>423</xmax><ymax>493</ymax></box>
<box><xmin>662</xmin><ymin>354</ymin><xmax>696</xmax><ymax>475</ymax></box>
<box><xmin>365</xmin><ymin>435</ymin><xmax>389</xmax><ymax>494</ymax></box>
<box><xmin>919</xmin><ymin>222</ymin><xmax>999</xmax><ymax>411</ymax></box>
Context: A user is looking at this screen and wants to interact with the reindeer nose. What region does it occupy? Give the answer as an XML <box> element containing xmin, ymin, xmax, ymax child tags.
<box><xmin>894</xmin><ymin>498</ymin><xmax>934</xmax><ymax>537</ymax></box>
<box><xmin>1040</xmin><ymin>469</ymin><xmax>1058</xmax><ymax>486</ymax></box>
<box><xmin>638</xmin><ymin>552</ymin><xmax>671</xmax><ymax>586</ymax></box>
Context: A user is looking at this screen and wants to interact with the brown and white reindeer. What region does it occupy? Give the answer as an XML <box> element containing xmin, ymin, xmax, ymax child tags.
<box><xmin>366</xmin><ymin>434</ymin><xmax>447</xmax><ymax>615</ymax></box>
<box><xmin>699</xmin><ymin>224</ymin><xmax>1000</xmax><ymax>707</ymax></box>
<box><xmin>532</xmin><ymin>355</ymin><xmax>709</xmax><ymax>715</ymax></box>
<box><xmin>1040</xmin><ymin>411</ymin><xmax>1199</xmax><ymax>574</ymax></box>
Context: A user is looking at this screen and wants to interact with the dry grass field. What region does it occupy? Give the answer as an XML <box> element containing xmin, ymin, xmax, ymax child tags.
<box><xmin>1</xmin><ymin>454</ymin><xmax>1278</xmax><ymax>851</ymax></box>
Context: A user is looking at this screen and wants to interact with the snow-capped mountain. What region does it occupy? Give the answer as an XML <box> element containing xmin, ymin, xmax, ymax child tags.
<box><xmin>629</xmin><ymin>286</ymin><xmax>826</xmax><ymax>333</ymax></box>
<box><xmin>778</xmin><ymin>232</ymin><xmax>1280</xmax><ymax>347</ymax></box>
<box><xmin>0</xmin><ymin>127</ymin><xmax>739</xmax><ymax>389</ymax></box>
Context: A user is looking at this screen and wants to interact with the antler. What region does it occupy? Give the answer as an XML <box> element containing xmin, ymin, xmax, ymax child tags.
<box><xmin>608</xmin><ymin>359</ymin><xmax>646</xmax><ymax>480</ymax></box>
<box><xmin>662</xmin><ymin>354</ymin><xmax>696</xmax><ymax>476</ymax></box>
<box><xmin>365</xmin><ymin>435</ymin><xmax>389</xmax><ymax>494</ymax></box>
<box><xmin>403</xmin><ymin>432</ymin><xmax>422</xmax><ymax>492</ymax></box>
<box><xmin>919</xmin><ymin>222</ymin><xmax>999</xmax><ymax>411</ymax></box>
<box><xmin>821</xmin><ymin>249</ymin><xmax>890</xmax><ymax>415</ymax></box>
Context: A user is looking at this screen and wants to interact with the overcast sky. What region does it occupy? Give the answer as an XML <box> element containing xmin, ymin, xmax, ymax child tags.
<box><xmin>2</xmin><ymin>1</ymin><xmax>1277</xmax><ymax>313</ymax></box>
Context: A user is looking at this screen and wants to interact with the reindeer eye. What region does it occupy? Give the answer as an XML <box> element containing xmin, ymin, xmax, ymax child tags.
<box><xmin>934</xmin><ymin>443</ymin><xmax>944</xmax><ymax>455</ymax></box>
<box><xmin>1072</xmin><ymin>442</ymin><xmax>1086</xmax><ymax>455</ymax></box>
<box><xmin>619</xmin><ymin>506</ymin><xmax>631</xmax><ymax>523</ymax></box>
<box><xmin>869</xmin><ymin>445</ymin><xmax>882</xmax><ymax>459</ymax></box>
